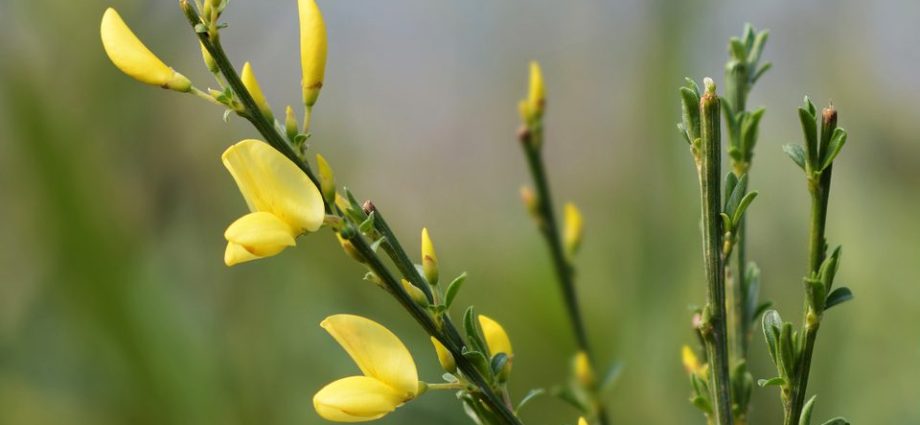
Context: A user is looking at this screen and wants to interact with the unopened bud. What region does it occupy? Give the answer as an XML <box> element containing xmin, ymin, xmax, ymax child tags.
<box><xmin>421</xmin><ymin>228</ymin><xmax>439</xmax><ymax>286</ymax></box>
<box><xmin>285</xmin><ymin>106</ymin><xmax>299</xmax><ymax>141</ymax></box>
<box><xmin>315</xmin><ymin>154</ymin><xmax>336</xmax><ymax>203</ymax></box>
<box><xmin>401</xmin><ymin>279</ymin><xmax>429</xmax><ymax>307</ymax></box>
<box><xmin>100</xmin><ymin>8</ymin><xmax>191</xmax><ymax>92</ymax></box>
<box><xmin>336</xmin><ymin>233</ymin><xmax>363</xmax><ymax>263</ymax></box>
<box><xmin>200</xmin><ymin>42</ymin><xmax>218</xmax><ymax>73</ymax></box>
<box><xmin>241</xmin><ymin>62</ymin><xmax>274</xmax><ymax>122</ymax></box>
<box><xmin>563</xmin><ymin>203</ymin><xmax>584</xmax><ymax>257</ymax></box>
<box><xmin>572</xmin><ymin>351</ymin><xmax>595</xmax><ymax>388</ymax></box>
<box><xmin>298</xmin><ymin>0</ymin><xmax>327</xmax><ymax>107</ymax></box>
<box><xmin>430</xmin><ymin>337</ymin><xmax>457</xmax><ymax>373</ymax></box>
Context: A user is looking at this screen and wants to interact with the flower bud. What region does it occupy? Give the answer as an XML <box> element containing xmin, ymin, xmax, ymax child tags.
<box><xmin>572</xmin><ymin>351</ymin><xmax>595</xmax><ymax>388</ymax></box>
<box><xmin>421</xmin><ymin>227</ymin><xmax>439</xmax><ymax>285</ymax></box>
<box><xmin>401</xmin><ymin>279</ymin><xmax>429</xmax><ymax>307</ymax></box>
<box><xmin>298</xmin><ymin>0</ymin><xmax>328</xmax><ymax>107</ymax></box>
<box><xmin>336</xmin><ymin>233</ymin><xmax>364</xmax><ymax>263</ymax></box>
<box><xmin>241</xmin><ymin>62</ymin><xmax>274</xmax><ymax>122</ymax></box>
<box><xmin>200</xmin><ymin>42</ymin><xmax>218</xmax><ymax>73</ymax></box>
<box><xmin>285</xmin><ymin>105</ymin><xmax>299</xmax><ymax>141</ymax></box>
<box><xmin>682</xmin><ymin>345</ymin><xmax>704</xmax><ymax>377</ymax></box>
<box><xmin>563</xmin><ymin>203</ymin><xmax>584</xmax><ymax>257</ymax></box>
<box><xmin>315</xmin><ymin>154</ymin><xmax>336</xmax><ymax>203</ymax></box>
<box><xmin>430</xmin><ymin>337</ymin><xmax>457</xmax><ymax>374</ymax></box>
<box><xmin>519</xmin><ymin>61</ymin><xmax>545</xmax><ymax>123</ymax></box>
<box><xmin>100</xmin><ymin>8</ymin><xmax>191</xmax><ymax>92</ymax></box>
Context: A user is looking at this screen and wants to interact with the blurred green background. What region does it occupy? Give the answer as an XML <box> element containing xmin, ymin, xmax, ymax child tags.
<box><xmin>2</xmin><ymin>0</ymin><xmax>918</xmax><ymax>424</ymax></box>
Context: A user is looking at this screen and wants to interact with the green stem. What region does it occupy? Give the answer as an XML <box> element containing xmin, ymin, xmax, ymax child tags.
<box><xmin>699</xmin><ymin>84</ymin><xmax>733</xmax><ymax>425</ymax></box>
<box><xmin>518</xmin><ymin>126</ymin><xmax>609</xmax><ymax>425</ymax></box>
<box><xmin>785</xmin><ymin>107</ymin><xmax>837</xmax><ymax>425</ymax></box>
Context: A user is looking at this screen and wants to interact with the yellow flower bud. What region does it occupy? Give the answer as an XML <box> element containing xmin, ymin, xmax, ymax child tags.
<box><xmin>241</xmin><ymin>62</ymin><xmax>274</xmax><ymax>122</ymax></box>
<box><xmin>430</xmin><ymin>337</ymin><xmax>457</xmax><ymax>373</ymax></box>
<box><xmin>578</xmin><ymin>417</ymin><xmax>589</xmax><ymax>425</ymax></box>
<box><xmin>682</xmin><ymin>345</ymin><xmax>703</xmax><ymax>377</ymax></box>
<box><xmin>200</xmin><ymin>42</ymin><xmax>218</xmax><ymax>73</ymax></box>
<box><xmin>315</xmin><ymin>154</ymin><xmax>336</xmax><ymax>203</ymax></box>
<box><xmin>519</xmin><ymin>61</ymin><xmax>545</xmax><ymax>123</ymax></box>
<box><xmin>298</xmin><ymin>0</ymin><xmax>328</xmax><ymax>107</ymax></box>
<box><xmin>401</xmin><ymin>279</ymin><xmax>429</xmax><ymax>307</ymax></box>
<box><xmin>479</xmin><ymin>315</ymin><xmax>512</xmax><ymax>358</ymax></box>
<box><xmin>336</xmin><ymin>233</ymin><xmax>364</xmax><ymax>263</ymax></box>
<box><xmin>563</xmin><ymin>202</ymin><xmax>584</xmax><ymax>257</ymax></box>
<box><xmin>421</xmin><ymin>227</ymin><xmax>439</xmax><ymax>285</ymax></box>
<box><xmin>285</xmin><ymin>105</ymin><xmax>299</xmax><ymax>141</ymax></box>
<box><xmin>314</xmin><ymin>315</ymin><xmax>419</xmax><ymax>422</ymax></box>
<box><xmin>572</xmin><ymin>350</ymin><xmax>595</xmax><ymax>388</ymax></box>
<box><xmin>100</xmin><ymin>8</ymin><xmax>191</xmax><ymax>92</ymax></box>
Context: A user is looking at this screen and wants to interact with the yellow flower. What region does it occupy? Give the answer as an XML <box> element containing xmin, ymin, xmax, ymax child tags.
<box><xmin>578</xmin><ymin>417</ymin><xmax>589</xmax><ymax>425</ymax></box>
<box><xmin>222</xmin><ymin>139</ymin><xmax>324</xmax><ymax>266</ymax></box>
<box><xmin>100</xmin><ymin>8</ymin><xmax>191</xmax><ymax>92</ymax></box>
<box><xmin>314</xmin><ymin>315</ymin><xmax>419</xmax><ymax>422</ymax></box>
<box><xmin>563</xmin><ymin>202</ymin><xmax>584</xmax><ymax>256</ymax></box>
<box><xmin>241</xmin><ymin>62</ymin><xmax>274</xmax><ymax>121</ymax></box>
<box><xmin>430</xmin><ymin>337</ymin><xmax>456</xmax><ymax>373</ymax></box>
<box><xmin>479</xmin><ymin>314</ymin><xmax>513</xmax><ymax>358</ymax></box>
<box><xmin>298</xmin><ymin>0</ymin><xmax>328</xmax><ymax>107</ymax></box>
<box><xmin>420</xmin><ymin>228</ymin><xmax>439</xmax><ymax>285</ymax></box>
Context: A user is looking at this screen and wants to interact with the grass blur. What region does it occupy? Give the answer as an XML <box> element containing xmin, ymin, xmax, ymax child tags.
<box><xmin>2</xmin><ymin>0</ymin><xmax>919</xmax><ymax>424</ymax></box>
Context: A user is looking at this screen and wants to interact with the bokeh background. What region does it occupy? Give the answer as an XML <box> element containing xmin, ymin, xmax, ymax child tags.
<box><xmin>2</xmin><ymin>0</ymin><xmax>919</xmax><ymax>424</ymax></box>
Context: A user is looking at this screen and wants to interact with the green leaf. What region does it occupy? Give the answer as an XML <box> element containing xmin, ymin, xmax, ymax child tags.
<box><xmin>799</xmin><ymin>107</ymin><xmax>818</xmax><ymax>168</ymax></box>
<box><xmin>803</xmin><ymin>96</ymin><xmax>817</xmax><ymax>117</ymax></box>
<box><xmin>762</xmin><ymin>310</ymin><xmax>782</xmax><ymax>366</ymax></box>
<box><xmin>779</xmin><ymin>322</ymin><xmax>796</xmax><ymax>379</ymax></box>
<box><xmin>783</xmin><ymin>144</ymin><xmax>807</xmax><ymax>171</ymax></box>
<box><xmin>369</xmin><ymin>236</ymin><xmax>386</xmax><ymax>253</ymax></box>
<box><xmin>820</xmin><ymin>128</ymin><xmax>847</xmax><ymax>171</ymax></box>
<box><xmin>194</xmin><ymin>23</ymin><xmax>208</xmax><ymax>33</ymax></box>
<box><xmin>444</xmin><ymin>272</ymin><xmax>467</xmax><ymax>308</ymax></box>
<box><xmin>461</xmin><ymin>349</ymin><xmax>493</xmax><ymax>381</ymax></box>
<box><xmin>824</xmin><ymin>287</ymin><xmax>854</xmax><ymax>311</ymax></box>
<box><xmin>752</xmin><ymin>62</ymin><xmax>772</xmax><ymax>84</ymax></box>
<box><xmin>757</xmin><ymin>376</ymin><xmax>786</xmax><ymax>387</ymax></box>
<box><xmin>680</xmin><ymin>86</ymin><xmax>702</xmax><ymax>141</ymax></box>
<box><xmin>358</xmin><ymin>211</ymin><xmax>376</xmax><ymax>233</ymax></box>
<box><xmin>724</xmin><ymin>172</ymin><xmax>739</xmax><ymax>210</ymax></box>
<box><xmin>820</xmin><ymin>418</ymin><xmax>850</xmax><ymax>425</ymax></box>
<box><xmin>490</xmin><ymin>352</ymin><xmax>509</xmax><ymax>375</ymax></box>
<box><xmin>747</xmin><ymin>30</ymin><xmax>769</xmax><ymax>65</ymax></box>
<box><xmin>732</xmin><ymin>191</ymin><xmax>759</xmax><ymax>227</ymax></box>
<box><xmin>729</xmin><ymin>37</ymin><xmax>746</xmax><ymax>61</ymax></box>
<box><xmin>462</xmin><ymin>306</ymin><xmax>488</xmax><ymax>355</ymax></box>
<box><xmin>600</xmin><ymin>361</ymin><xmax>624</xmax><ymax>393</ymax></box>
<box><xmin>752</xmin><ymin>301</ymin><xmax>773</xmax><ymax>323</ymax></box>
<box><xmin>804</xmin><ymin>276</ymin><xmax>827</xmax><ymax>314</ymax></box>
<box><xmin>819</xmin><ymin>245</ymin><xmax>842</xmax><ymax>292</ymax></box>
<box><xmin>515</xmin><ymin>389</ymin><xmax>546</xmax><ymax>414</ymax></box>
<box><xmin>741</xmin><ymin>107</ymin><xmax>766</xmax><ymax>156</ymax></box>
<box><xmin>724</xmin><ymin>174</ymin><xmax>749</xmax><ymax>217</ymax></box>
<box><xmin>800</xmin><ymin>395</ymin><xmax>817</xmax><ymax>425</ymax></box>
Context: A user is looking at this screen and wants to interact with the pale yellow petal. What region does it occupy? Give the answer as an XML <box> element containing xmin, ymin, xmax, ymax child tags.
<box><xmin>298</xmin><ymin>0</ymin><xmax>328</xmax><ymax>106</ymax></box>
<box><xmin>313</xmin><ymin>376</ymin><xmax>406</xmax><ymax>422</ymax></box>
<box><xmin>321</xmin><ymin>315</ymin><xmax>418</xmax><ymax>398</ymax></box>
<box><xmin>223</xmin><ymin>212</ymin><xmax>296</xmax><ymax>266</ymax></box>
<box><xmin>241</xmin><ymin>62</ymin><xmax>274</xmax><ymax>121</ymax></box>
<box><xmin>578</xmin><ymin>417</ymin><xmax>589</xmax><ymax>425</ymax></box>
<box><xmin>479</xmin><ymin>315</ymin><xmax>512</xmax><ymax>358</ymax></box>
<box><xmin>100</xmin><ymin>8</ymin><xmax>190</xmax><ymax>91</ymax></box>
<box><xmin>430</xmin><ymin>337</ymin><xmax>456</xmax><ymax>373</ymax></box>
<box><xmin>221</xmin><ymin>139</ymin><xmax>324</xmax><ymax>233</ymax></box>
<box><xmin>682</xmin><ymin>345</ymin><xmax>702</xmax><ymax>375</ymax></box>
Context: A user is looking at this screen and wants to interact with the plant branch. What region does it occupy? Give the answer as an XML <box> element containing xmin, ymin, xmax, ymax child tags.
<box><xmin>518</xmin><ymin>126</ymin><xmax>609</xmax><ymax>425</ymax></box>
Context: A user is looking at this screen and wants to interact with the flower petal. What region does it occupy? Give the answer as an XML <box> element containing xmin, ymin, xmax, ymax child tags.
<box><xmin>479</xmin><ymin>315</ymin><xmax>513</xmax><ymax>358</ymax></box>
<box><xmin>222</xmin><ymin>139</ymin><xmax>324</xmax><ymax>233</ymax></box>
<box><xmin>100</xmin><ymin>8</ymin><xmax>190</xmax><ymax>91</ymax></box>
<box><xmin>313</xmin><ymin>376</ymin><xmax>406</xmax><ymax>422</ymax></box>
<box><xmin>321</xmin><ymin>315</ymin><xmax>418</xmax><ymax>398</ymax></box>
<box><xmin>224</xmin><ymin>212</ymin><xmax>296</xmax><ymax>266</ymax></box>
